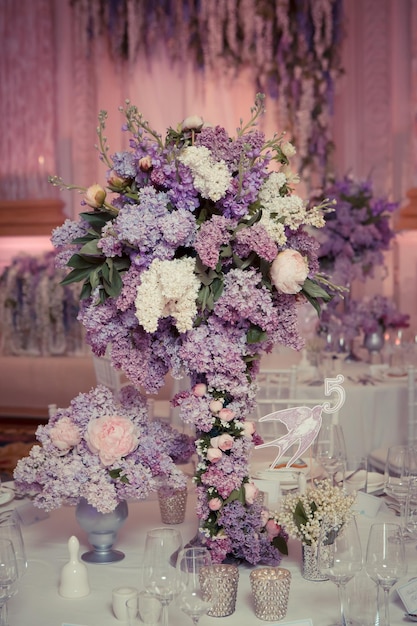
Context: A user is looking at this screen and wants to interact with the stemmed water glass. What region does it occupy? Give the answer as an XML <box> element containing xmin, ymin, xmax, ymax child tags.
<box><xmin>176</xmin><ymin>547</ymin><xmax>215</xmax><ymax>625</ymax></box>
<box><xmin>365</xmin><ymin>523</ymin><xmax>407</xmax><ymax>626</ymax></box>
<box><xmin>0</xmin><ymin>510</ymin><xmax>27</xmax><ymax>595</ymax></box>
<box><xmin>0</xmin><ymin>538</ymin><xmax>18</xmax><ymax>626</ymax></box>
<box><xmin>384</xmin><ymin>445</ymin><xmax>417</xmax><ymax>540</ymax></box>
<box><xmin>317</xmin><ymin>516</ymin><xmax>363</xmax><ymax>626</ymax></box>
<box><xmin>142</xmin><ymin>528</ymin><xmax>183</xmax><ymax>626</ymax></box>
<box><xmin>314</xmin><ymin>418</ymin><xmax>347</xmax><ymax>486</ymax></box>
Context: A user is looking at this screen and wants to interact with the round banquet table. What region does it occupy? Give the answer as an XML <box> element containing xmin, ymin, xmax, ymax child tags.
<box><xmin>5</xmin><ymin>482</ymin><xmax>417</xmax><ymax>626</ymax></box>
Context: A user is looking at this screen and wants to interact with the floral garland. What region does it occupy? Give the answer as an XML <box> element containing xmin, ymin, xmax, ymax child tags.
<box><xmin>0</xmin><ymin>251</ymin><xmax>85</xmax><ymax>356</ymax></box>
<box><xmin>14</xmin><ymin>384</ymin><xmax>194</xmax><ymax>514</ymax></box>
<box><xmin>48</xmin><ymin>95</ymin><xmax>335</xmax><ymax>564</ymax></box>
<box><xmin>70</xmin><ymin>0</ymin><xmax>344</xmax><ymax>179</ymax></box>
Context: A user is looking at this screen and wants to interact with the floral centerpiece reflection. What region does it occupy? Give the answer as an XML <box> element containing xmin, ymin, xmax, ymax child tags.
<box><xmin>13</xmin><ymin>385</ymin><xmax>193</xmax><ymax>513</ymax></box>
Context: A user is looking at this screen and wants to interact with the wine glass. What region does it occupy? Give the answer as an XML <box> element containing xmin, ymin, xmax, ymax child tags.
<box><xmin>317</xmin><ymin>516</ymin><xmax>363</xmax><ymax>626</ymax></box>
<box><xmin>0</xmin><ymin>538</ymin><xmax>18</xmax><ymax>626</ymax></box>
<box><xmin>176</xmin><ymin>547</ymin><xmax>215</xmax><ymax>625</ymax></box>
<box><xmin>365</xmin><ymin>522</ymin><xmax>407</xmax><ymax>626</ymax></box>
<box><xmin>142</xmin><ymin>528</ymin><xmax>183</xmax><ymax>626</ymax></box>
<box><xmin>0</xmin><ymin>510</ymin><xmax>27</xmax><ymax>595</ymax></box>
<box><xmin>314</xmin><ymin>418</ymin><xmax>347</xmax><ymax>486</ymax></box>
<box><xmin>384</xmin><ymin>445</ymin><xmax>417</xmax><ymax>540</ymax></box>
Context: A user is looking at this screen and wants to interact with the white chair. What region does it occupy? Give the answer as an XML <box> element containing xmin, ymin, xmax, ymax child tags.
<box><xmin>92</xmin><ymin>354</ymin><xmax>128</xmax><ymax>394</ymax></box>
<box><xmin>367</xmin><ymin>366</ymin><xmax>417</xmax><ymax>473</ymax></box>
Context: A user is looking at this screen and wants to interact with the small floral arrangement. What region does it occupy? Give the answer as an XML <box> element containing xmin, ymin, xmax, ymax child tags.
<box><xmin>13</xmin><ymin>385</ymin><xmax>193</xmax><ymax>514</ymax></box>
<box><xmin>317</xmin><ymin>175</ymin><xmax>398</xmax><ymax>286</ymax></box>
<box><xmin>278</xmin><ymin>480</ymin><xmax>355</xmax><ymax>547</ymax></box>
<box><xmin>356</xmin><ymin>295</ymin><xmax>410</xmax><ymax>334</ymax></box>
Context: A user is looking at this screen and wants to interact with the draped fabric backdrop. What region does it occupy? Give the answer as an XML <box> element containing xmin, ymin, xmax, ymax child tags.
<box><xmin>0</xmin><ymin>0</ymin><xmax>416</xmax><ymax>297</ymax></box>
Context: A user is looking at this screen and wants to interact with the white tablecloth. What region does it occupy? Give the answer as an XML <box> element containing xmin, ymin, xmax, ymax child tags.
<box><xmin>5</xmin><ymin>484</ymin><xmax>416</xmax><ymax>626</ymax></box>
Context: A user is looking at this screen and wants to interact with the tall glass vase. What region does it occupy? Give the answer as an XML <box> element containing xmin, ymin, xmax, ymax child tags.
<box><xmin>75</xmin><ymin>498</ymin><xmax>128</xmax><ymax>563</ymax></box>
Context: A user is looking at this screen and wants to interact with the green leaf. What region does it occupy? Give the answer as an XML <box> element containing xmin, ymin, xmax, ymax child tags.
<box><xmin>79</xmin><ymin>239</ymin><xmax>102</xmax><ymax>256</ymax></box>
<box><xmin>247</xmin><ymin>326</ymin><xmax>268</xmax><ymax>344</ymax></box>
<box><xmin>211</xmin><ymin>277</ymin><xmax>224</xmax><ymax>301</ymax></box>
<box><xmin>79</xmin><ymin>282</ymin><xmax>92</xmax><ymax>300</ymax></box>
<box><xmin>223</xmin><ymin>487</ymin><xmax>245</xmax><ymax>506</ymax></box>
<box><xmin>272</xmin><ymin>535</ymin><xmax>288</xmax><ymax>556</ymax></box>
<box><xmin>103</xmin><ymin>269</ymin><xmax>124</xmax><ymax>298</ymax></box>
<box><xmin>66</xmin><ymin>254</ymin><xmax>94</xmax><ymax>269</ymax></box>
<box><xmin>89</xmin><ymin>268</ymin><xmax>101</xmax><ymax>291</ymax></box>
<box><xmin>302</xmin><ymin>278</ymin><xmax>332</xmax><ymax>300</ymax></box>
<box><xmin>60</xmin><ymin>267</ymin><xmax>94</xmax><ymax>286</ymax></box>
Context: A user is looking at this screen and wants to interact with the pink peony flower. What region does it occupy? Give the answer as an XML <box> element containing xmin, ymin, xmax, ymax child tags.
<box><xmin>209</xmin><ymin>399</ymin><xmax>224</xmax><ymax>414</ymax></box>
<box><xmin>210</xmin><ymin>434</ymin><xmax>234</xmax><ymax>452</ymax></box>
<box><xmin>218</xmin><ymin>408</ymin><xmax>235</xmax><ymax>422</ymax></box>
<box><xmin>208</xmin><ymin>497</ymin><xmax>223</xmax><ymax>511</ymax></box>
<box><xmin>243</xmin><ymin>482</ymin><xmax>259</xmax><ymax>505</ymax></box>
<box><xmin>207</xmin><ymin>447</ymin><xmax>223</xmax><ymax>463</ymax></box>
<box><xmin>242</xmin><ymin>421</ymin><xmax>255</xmax><ymax>436</ymax></box>
<box><xmin>270</xmin><ymin>249</ymin><xmax>308</xmax><ymax>294</ymax></box>
<box><xmin>49</xmin><ymin>417</ymin><xmax>81</xmax><ymax>452</ymax></box>
<box><xmin>84</xmin><ymin>184</ymin><xmax>106</xmax><ymax>209</ymax></box>
<box><xmin>193</xmin><ymin>383</ymin><xmax>207</xmax><ymax>397</ymax></box>
<box><xmin>85</xmin><ymin>414</ymin><xmax>139</xmax><ymax>467</ymax></box>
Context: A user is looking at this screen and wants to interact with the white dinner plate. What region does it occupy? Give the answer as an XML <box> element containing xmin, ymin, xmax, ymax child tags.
<box><xmin>0</xmin><ymin>487</ymin><xmax>14</xmax><ymax>507</ymax></box>
<box><xmin>250</xmin><ymin>456</ymin><xmax>320</xmax><ymax>487</ymax></box>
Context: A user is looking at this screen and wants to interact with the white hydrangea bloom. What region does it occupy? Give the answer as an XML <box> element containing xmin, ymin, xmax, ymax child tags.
<box><xmin>135</xmin><ymin>257</ymin><xmax>200</xmax><ymax>333</ymax></box>
<box><xmin>178</xmin><ymin>145</ymin><xmax>232</xmax><ymax>202</ymax></box>
<box><xmin>259</xmin><ymin>172</ymin><xmax>325</xmax><ymax>243</ymax></box>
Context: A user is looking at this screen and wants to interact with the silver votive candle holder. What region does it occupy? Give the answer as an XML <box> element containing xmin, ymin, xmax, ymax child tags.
<box><xmin>250</xmin><ymin>566</ymin><xmax>291</xmax><ymax>621</ymax></box>
<box><xmin>200</xmin><ymin>563</ymin><xmax>239</xmax><ymax>617</ymax></box>
<box><xmin>157</xmin><ymin>485</ymin><xmax>187</xmax><ymax>524</ymax></box>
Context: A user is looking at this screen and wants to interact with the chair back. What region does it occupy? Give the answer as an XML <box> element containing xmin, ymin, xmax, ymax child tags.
<box><xmin>408</xmin><ymin>366</ymin><xmax>417</xmax><ymax>446</ymax></box>
<box><xmin>92</xmin><ymin>354</ymin><xmax>126</xmax><ymax>393</ymax></box>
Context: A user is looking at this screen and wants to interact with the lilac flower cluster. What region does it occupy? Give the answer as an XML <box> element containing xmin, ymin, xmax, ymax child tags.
<box><xmin>317</xmin><ymin>175</ymin><xmax>398</xmax><ymax>286</ymax></box>
<box><xmin>14</xmin><ymin>385</ymin><xmax>190</xmax><ymax>514</ymax></box>
<box><xmin>47</xmin><ymin>96</ymin><xmax>333</xmax><ymax>564</ymax></box>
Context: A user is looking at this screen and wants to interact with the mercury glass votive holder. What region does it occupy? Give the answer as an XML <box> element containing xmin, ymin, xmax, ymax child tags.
<box><xmin>200</xmin><ymin>563</ymin><xmax>239</xmax><ymax>617</ymax></box>
<box><xmin>157</xmin><ymin>485</ymin><xmax>188</xmax><ymax>524</ymax></box>
<box><xmin>250</xmin><ymin>567</ymin><xmax>291</xmax><ymax>621</ymax></box>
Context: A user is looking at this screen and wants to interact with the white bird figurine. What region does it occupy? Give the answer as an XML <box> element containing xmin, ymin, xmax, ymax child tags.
<box><xmin>256</xmin><ymin>404</ymin><xmax>323</xmax><ymax>469</ymax></box>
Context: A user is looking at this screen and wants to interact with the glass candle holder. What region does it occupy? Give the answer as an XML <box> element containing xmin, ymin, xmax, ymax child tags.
<box><xmin>200</xmin><ymin>563</ymin><xmax>239</xmax><ymax>617</ymax></box>
<box><xmin>250</xmin><ymin>567</ymin><xmax>291</xmax><ymax>621</ymax></box>
<box><xmin>157</xmin><ymin>485</ymin><xmax>188</xmax><ymax>524</ymax></box>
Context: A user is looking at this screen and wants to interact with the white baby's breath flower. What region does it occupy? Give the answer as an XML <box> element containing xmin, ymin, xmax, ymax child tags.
<box><xmin>135</xmin><ymin>257</ymin><xmax>200</xmax><ymax>333</ymax></box>
<box><xmin>178</xmin><ymin>145</ymin><xmax>232</xmax><ymax>202</ymax></box>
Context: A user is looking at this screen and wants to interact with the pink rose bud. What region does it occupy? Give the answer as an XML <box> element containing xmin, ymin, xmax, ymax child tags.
<box><xmin>85</xmin><ymin>184</ymin><xmax>106</xmax><ymax>209</ymax></box>
<box><xmin>207</xmin><ymin>447</ymin><xmax>223</xmax><ymax>463</ymax></box>
<box><xmin>209</xmin><ymin>400</ymin><xmax>223</xmax><ymax>414</ymax></box>
<box><xmin>138</xmin><ymin>156</ymin><xmax>152</xmax><ymax>171</ymax></box>
<box><xmin>266</xmin><ymin>519</ymin><xmax>281</xmax><ymax>538</ymax></box>
<box><xmin>260</xmin><ymin>509</ymin><xmax>270</xmax><ymax>527</ymax></box>
<box><xmin>217</xmin><ymin>434</ymin><xmax>234</xmax><ymax>452</ymax></box>
<box><xmin>242</xmin><ymin>421</ymin><xmax>255</xmax><ymax>436</ymax></box>
<box><xmin>181</xmin><ymin>115</ymin><xmax>204</xmax><ymax>132</ymax></box>
<box><xmin>208</xmin><ymin>497</ymin><xmax>223</xmax><ymax>511</ymax></box>
<box><xmin>244</xmin><ymin>482</ymin><xmax>259</xmax><ymax>505</ymax></box>
<box><xmin>49</xmin><ymin>417</ymin><xmax>81</xmax><ymax>452</ymax></box>
<box><xmin>193</xmin><ymin>383</ymin><xmax>207</xmax><ymax>397</ymax></box>
<box><xmin>107</xmin><ymin>170</ymin><xmax>128</xmax><ymax>190</ymax></box>
<box><xmin>270</xmin><ymin>249</ymin><xmax>308</xmax><ymax>294</ymax></box>
<box><xmin>218</xmin><ymin>408</ymin><xmax>235</xmax><ymax>422</ymax></box>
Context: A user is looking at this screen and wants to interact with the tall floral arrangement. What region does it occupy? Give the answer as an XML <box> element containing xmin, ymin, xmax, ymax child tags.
<box><xmin>315</xmin><ymin>175</ymin><xmax>402</xmax><ymax>343</ymax></box>
<box><xmin>0</xmin><ymin>251</ymin><xmax>84</xmax><ymax>356</ymax></box>
<box><xmin>70</xmin><ymin>0</ymin><xmax>344</xmax><ymax>180</ymax></box>
<box><xmin>49</xmin><ymin>94</ymin><xmax>334</xmax><ymax>564</ymax></box>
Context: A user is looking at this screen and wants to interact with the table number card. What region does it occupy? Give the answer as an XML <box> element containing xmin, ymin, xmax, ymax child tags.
<box><xmin>397</xmin><ymin>578</ymin><xmax>417</xmax><ymax>613</ymax></box>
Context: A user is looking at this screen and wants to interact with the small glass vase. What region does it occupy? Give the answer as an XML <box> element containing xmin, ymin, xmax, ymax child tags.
<box><xmin>364</xmin><ymin>327</ymin><xmax>385</xmax><ymax>362</ymax></box>
<box><xmin>301</xmin><ymin>544</ymin><xmax>329</xmax><ymax>581</ymax></box>
<box><xmin>75</xmin><ymin>498</ymin><xmax>128</xmax><ymax>563</ymax></box>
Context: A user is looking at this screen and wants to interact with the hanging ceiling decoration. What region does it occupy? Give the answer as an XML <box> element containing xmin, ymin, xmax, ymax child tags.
<box><xmin>70</xmin><ymin>0</ymin><xmax>345</xmax><ymax>182</ymax></box>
